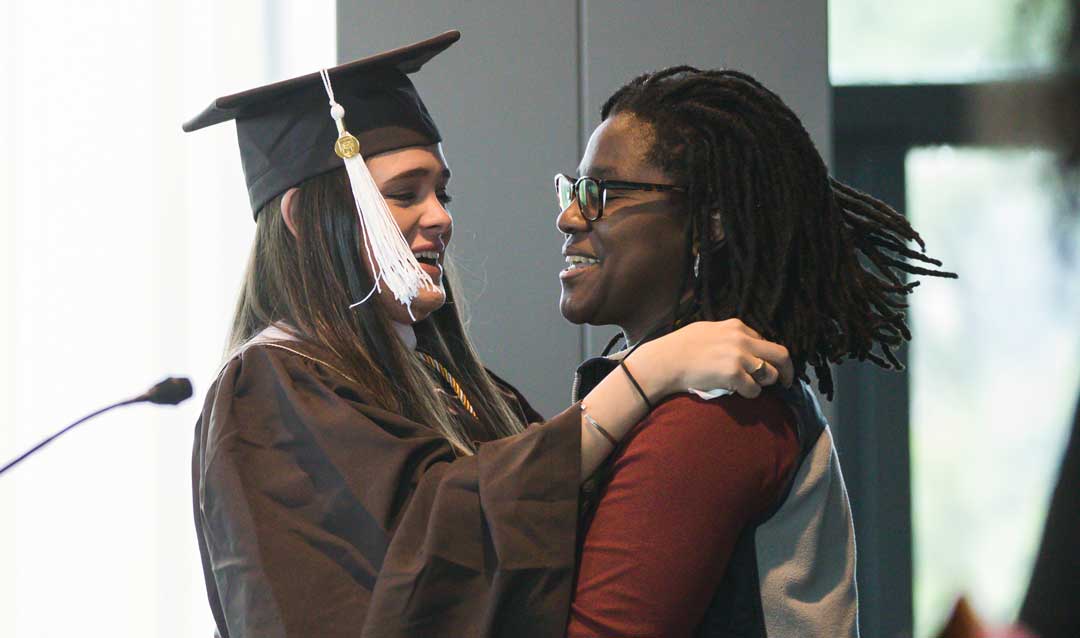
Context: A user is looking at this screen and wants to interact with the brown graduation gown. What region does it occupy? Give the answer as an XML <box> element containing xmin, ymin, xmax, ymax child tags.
<box><xmin>192</xmin><ymin>342</ymin><xmax>582</xmax><ymax>637</ymax></box>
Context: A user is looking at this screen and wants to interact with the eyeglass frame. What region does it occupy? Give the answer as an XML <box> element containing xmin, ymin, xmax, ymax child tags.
<box><xmin>554</xmin><ymin>173</ymin><xmax>686</xmax><ymax>222</ymax></box>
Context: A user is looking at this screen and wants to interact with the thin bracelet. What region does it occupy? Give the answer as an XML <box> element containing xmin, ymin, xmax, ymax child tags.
<box><xmin>580</xmin><ymin>404</ymin><xmax>618</xmax><ymax>448</ymax></box>
<box><xmin>620</xmin><ymin>359</ymin><xmax>654</xmax><ymax>412</ymax></box>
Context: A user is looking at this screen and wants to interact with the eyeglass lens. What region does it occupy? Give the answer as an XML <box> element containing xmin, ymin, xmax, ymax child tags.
<box><xmin>578</xmin><ymin>179</ymin><xmax>601</xmax><ymax>220</ymax></box>
<box><xmin>557</xmin><ymin>175</ymin><xmax>574</xmax><ymax>210</ymax></box>
<box><xmin>556</xmin><ymin>175</ymin><xmax>602</xmax><ymax>221</ymax></box>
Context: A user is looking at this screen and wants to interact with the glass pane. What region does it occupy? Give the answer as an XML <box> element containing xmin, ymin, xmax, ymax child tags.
<box><xmin>830</xmin><ymin>0</ymin><xmax>1069</xmax><ymax>85</ymax></box>
<box><xmin>907</xmin><ymin>147</ymin><xmax>1080</xmax><ymax>636</ymax></box>
<box><xmin>1</xmin><ymin>1</ymin><xmax>335</xmax><ymax>636</ymax></box>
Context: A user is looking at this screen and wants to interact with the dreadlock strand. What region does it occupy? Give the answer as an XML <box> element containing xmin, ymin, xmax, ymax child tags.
<box><xmin>833</xmin><ymin>180</ymin><xmax>931</xmax><ymax>250</ymax></box>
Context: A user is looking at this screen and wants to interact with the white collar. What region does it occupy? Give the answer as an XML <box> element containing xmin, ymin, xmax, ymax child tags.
<box><xmin>236</xmin><ymin>322</ymin><xmax>416</xmax><ymax>354</ymax></box>
<box><xmin>228</xmin><ymin>323</ymin><xmax>298</xmax><ymax>359</ymax></box>
<box><xmin>215</xmin><ymin>323</ymin><xmax>301</xmax><ymax>380</ymax></box>
<box><xmin>606</xmin><ymin>348</ymin><xmax>629</xmax><ymax>361</ymax></box>
<box><xmin>252</xmin><ymin>323</ymin><xmax>297</xmax><ymax>344</ymax></box>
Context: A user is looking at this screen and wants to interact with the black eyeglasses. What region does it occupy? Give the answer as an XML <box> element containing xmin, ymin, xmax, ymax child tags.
<box><xmin>554</xmin><ymin>173</ymin><xmax>685</xmax><ymax>222</ymax></box>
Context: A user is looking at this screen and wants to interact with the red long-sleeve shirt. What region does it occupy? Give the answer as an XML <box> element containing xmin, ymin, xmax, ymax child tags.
<box><xmin>567</xmin><ymin>392</ymin><xmax>801</xmax><ymax>637</ymax></box>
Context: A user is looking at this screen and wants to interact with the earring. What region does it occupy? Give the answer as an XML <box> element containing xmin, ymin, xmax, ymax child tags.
<box><xmin>693</xmin><ymin>253</ymin><xmax>701</xmax><ymax>279</ymax></box>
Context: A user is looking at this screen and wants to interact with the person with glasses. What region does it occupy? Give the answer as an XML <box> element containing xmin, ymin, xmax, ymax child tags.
<box><xmin>183</xmin><ymin>34</ymin><xmax>796</xmax><ymax>638</ymax></box>
<box><xmin>557</xmin><ymin>67</ymin><xmax>955</xmax><ymax>637</ymax></box>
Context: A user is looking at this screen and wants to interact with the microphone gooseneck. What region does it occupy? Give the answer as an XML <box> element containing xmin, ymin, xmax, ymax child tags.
<box><xmin>0</xmin><ymin>376</ymin><xmax>193</xmax><ymax>477</ymax></box>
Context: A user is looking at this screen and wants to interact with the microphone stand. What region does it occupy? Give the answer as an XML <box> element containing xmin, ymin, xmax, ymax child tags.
<box><xmin>0</xmin><ymin>377</ymin><xmax>192</xmax><ymax>477</ymax></box>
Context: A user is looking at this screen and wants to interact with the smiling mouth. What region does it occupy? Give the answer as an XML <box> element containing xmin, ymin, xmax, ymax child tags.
<box><xmin>413</xmin><ymin>250</ymin><xmax>444</xmax><ymax>282</ymax></box>
<box><xmin>560</xmin><ymin>255</ymin><xmax>600</xmax><ymax>280</ymax></box>
<box><xmin>564</xmin><ymin>255</ymin><xmax>600</xmax><ymax>270</ymax></box>
<box><xmin>414</xmin><ymin>250</ymin><xmax>441</xmax><ymax>266</ymax></box>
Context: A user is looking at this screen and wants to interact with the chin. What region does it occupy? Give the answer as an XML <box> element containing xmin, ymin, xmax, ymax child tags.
<box><xmin>406</xmin><ymin>284</ymin><xmax>446</xmax><ymax>323</ymax></box>
<box><xmin>380</xmin><ymin>282</ymin><xmax>446</xmax><ymax>324</ymax></box>
<box><xmin>558</xmin><ymin>292</ymin><xmax>593</xmax><ymax>326</ymax></box>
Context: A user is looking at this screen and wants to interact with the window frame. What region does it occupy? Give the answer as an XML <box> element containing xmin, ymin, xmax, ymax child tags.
<box><xmin>831</xmin><ymin>77</ymin><xmax>1057</xmax><ymax>638</ymax></box>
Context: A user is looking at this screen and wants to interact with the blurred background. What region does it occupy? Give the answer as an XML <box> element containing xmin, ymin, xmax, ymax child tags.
<box><xmin>1</xmin><ymin>1</ymin><xmax>1077</xmax><ymax>636</ymax></box>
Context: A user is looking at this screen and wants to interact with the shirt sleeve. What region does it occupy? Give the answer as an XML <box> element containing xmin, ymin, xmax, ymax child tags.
<box><xmin>566</xmin><ymin>393</ymin><xmax>800</xmax><ymax>638</ymax></box>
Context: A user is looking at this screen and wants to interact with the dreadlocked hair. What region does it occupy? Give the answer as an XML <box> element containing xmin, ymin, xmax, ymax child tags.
<box><xmin>601</xmin><ymin>66</ymin><xmax>957</xmax><ymax>399</ymax></box>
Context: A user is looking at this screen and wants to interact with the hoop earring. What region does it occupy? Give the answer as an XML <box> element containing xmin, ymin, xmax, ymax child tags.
<box><xmin>693</xmin><ymin>252</ymin><xmax>701</xmax><ymax>279</ymax></box>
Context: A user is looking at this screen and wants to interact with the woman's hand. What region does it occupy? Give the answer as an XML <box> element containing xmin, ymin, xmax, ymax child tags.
<box><xmin>630</xmin><ymin>319</ymin><xmax>793</xmax><ymax>401</ymax></box>
<box><xmin>578</xmin><ymin>318</ymin><xmax>793</xmax><ymax>480</ymax></box>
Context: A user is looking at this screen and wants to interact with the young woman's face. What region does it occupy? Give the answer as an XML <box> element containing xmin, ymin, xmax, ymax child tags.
<box><xmin>366</xmin><ymin>143</ymin><xmax>454</xmax><ymax>323</ymax></box>
<box><xmin>556</xmin><ymin>113</ymin><xmax>689</xmax><ymax>343</ymax></box>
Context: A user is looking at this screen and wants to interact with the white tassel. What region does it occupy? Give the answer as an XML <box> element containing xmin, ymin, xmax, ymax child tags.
<box><xmin>319</xmin><ymin>69</ymin><xmax>434</xmax><ymax>320</ymax></box>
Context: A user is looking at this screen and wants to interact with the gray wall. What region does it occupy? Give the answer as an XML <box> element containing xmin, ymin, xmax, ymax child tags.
<box><xmin>338</xmin><ymin>0</ymin><xmax>830</xmax><ymax>417</ymax></box>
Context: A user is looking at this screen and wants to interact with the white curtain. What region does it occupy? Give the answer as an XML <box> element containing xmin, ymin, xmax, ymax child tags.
<box><xmin>1</xmin><ymin>1</ymin><xmax>334</xmax><ymax>635</ymax></box>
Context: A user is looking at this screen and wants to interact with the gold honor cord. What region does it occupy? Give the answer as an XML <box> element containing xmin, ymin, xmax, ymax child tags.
<box><xmin>418</xmin><ymin>352</ymin><xmax>478</xmax><ymax>420</ymax></box>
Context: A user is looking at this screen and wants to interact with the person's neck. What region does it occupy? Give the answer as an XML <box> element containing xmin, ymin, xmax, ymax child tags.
<box><xmin>621</xmin><ymin>313</ymin><xmax>674</xmax><ymax>350</ymax></box>
<box><xmin>620</xmin><ymin>290</ymin><xmax>698</xmax><ymax>349</ymax></box>
<box><xmin>392</xmin><ymin>321</ymin><xmax>417</xmax><ymax>351</ymax></box>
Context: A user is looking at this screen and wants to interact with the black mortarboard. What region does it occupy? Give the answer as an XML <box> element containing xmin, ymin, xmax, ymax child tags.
<box><xmin>183</xmin><ymin>30</ymin><xmax>459</xmax><ymax>216</ymax></box>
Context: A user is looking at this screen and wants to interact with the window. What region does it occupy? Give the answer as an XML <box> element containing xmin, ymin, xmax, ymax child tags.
<box><xmin>830</xmin><ymin>0</ymin><xmax>1068</xmax><ymax>84</ymax></box>
<box><xmin>908</xmin><ymin>147</ymin><xmax>1080</xmax><ymax>635</ymax></box>
<box><xmin>1</xmin><ymin>2</ymin><xmax>334</xmax><ymax>636</ymax></box>
<box><xmin>830</xmin><ymin>1</ymin><xmax>1078</xmax><ymax>636</ymax></box>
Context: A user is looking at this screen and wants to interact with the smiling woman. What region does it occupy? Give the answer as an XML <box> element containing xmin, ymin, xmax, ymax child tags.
<box><xmin>560</xmin><ymin>66</ymin><xmax>956</xmax><ymax>637</ymax></box>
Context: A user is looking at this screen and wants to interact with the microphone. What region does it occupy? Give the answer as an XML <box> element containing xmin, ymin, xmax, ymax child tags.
<box><xmin>137</xmin><ymin>377</ymin><xmax>194</xmax><ymax>405</ymax></box>
<box><xmin>0</xmin><ymin>376</ymin><xmax>194</xmax><ymax>477</ymax></box>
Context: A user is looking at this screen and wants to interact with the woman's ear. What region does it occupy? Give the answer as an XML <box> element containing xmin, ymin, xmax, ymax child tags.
<box><xmin>281</xmin><ymin>187</ymin><xmax>300</xmax><ymax>237</ymax></box>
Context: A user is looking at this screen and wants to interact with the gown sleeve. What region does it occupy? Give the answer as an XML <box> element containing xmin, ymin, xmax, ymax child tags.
<box><xmin>193</xmin><ymin>345</ymin><xmax>581</xmax><ymax>638</ymax></box>
<box><xmin>566</xmin><ymin>393</ymin><xmax>800</xmax><ymax>638</ymax></box>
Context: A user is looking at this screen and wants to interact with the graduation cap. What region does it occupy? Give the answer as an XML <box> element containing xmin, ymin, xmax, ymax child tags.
<box><xmin>184</xmin><ymin>30</ymin><xmax>460</xmax><ymax>316</ymax></box>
